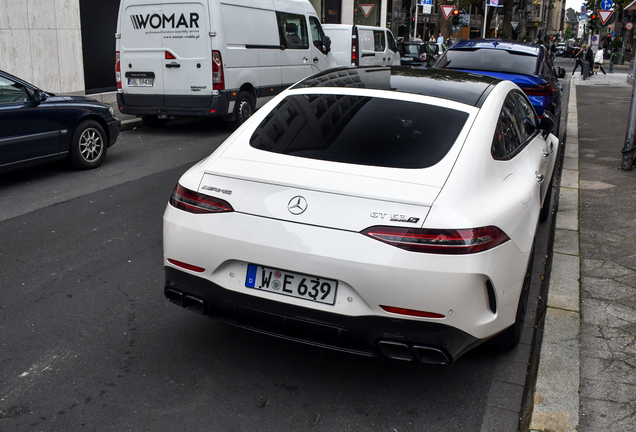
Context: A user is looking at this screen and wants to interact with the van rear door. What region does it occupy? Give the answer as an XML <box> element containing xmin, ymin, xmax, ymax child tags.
<box><xmin>120</xmin><ymin>1</ymin><xmax>166</xmax><ymax>106</ymax></box>
<box><xmin>160</xmin><ymin>2</ymin><xmax>211</xmax><ymax>108</ymax></box>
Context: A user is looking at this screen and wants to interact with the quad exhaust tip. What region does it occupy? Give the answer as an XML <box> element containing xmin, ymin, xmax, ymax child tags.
<box><xmin>165</xmin><ymin>288</ymin><xmax>206</xmax><ymax>315</ymax></box>
<box><xmin>378</xmin><ymin>341</ymin><xmax>450</xmax><ymax>365</ymax></box>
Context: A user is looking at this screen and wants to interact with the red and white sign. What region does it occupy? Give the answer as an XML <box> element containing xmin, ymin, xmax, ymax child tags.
<box><xmin>597</xmin><ymin>9</ymin><xmax>613</xmax><ymax>25</ymax></box>
<box><xmin>441</xmin><ymin>5</ymin><xmax>456</xmax><ymax>19</ymax></box>
<box><xmin>627</xmin><ymin>22</ymin><xmax>634</xmax><ymax>30</ymax></box>
<box><xmin>359</xmin><ymin>4</ymin><xmax>375</xmax><ymax>18</ymax></box>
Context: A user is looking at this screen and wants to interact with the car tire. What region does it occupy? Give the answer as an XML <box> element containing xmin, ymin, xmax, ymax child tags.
<box><xmin>491</xmin><ymin>245</ymin><xmax>534</xmax><ymax>351</ymax></box>
<box><xmin>539</xmin><ymin>175</ymin><xmax>554</xmax><ymax>222</ymax></box>
<box><xmin>233</xmin><ymin>91</ymin><xmax>254</xmax><ymax>128</ymax></box>
<box><xmin>141</xmin><ymin>115</ymin><xmax>169</xmax><ymax>128</ymax></box>
<box><xmin>69</xmin><ymin>120</ymin><xmax>107</xmax><ymax>170</ymax></box>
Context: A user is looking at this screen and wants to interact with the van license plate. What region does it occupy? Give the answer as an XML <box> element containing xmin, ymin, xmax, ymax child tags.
<box><xmin>128</xmin><ymin>78</ymin><xmax>154</xmax><ymax>87</ymax></box>
<box><xmin>245</xmin><ymin>264</ymin><xmax>337</xmax><ymax>305</ymax></box>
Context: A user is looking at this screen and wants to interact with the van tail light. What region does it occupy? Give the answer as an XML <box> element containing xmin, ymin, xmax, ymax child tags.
<box><xmin>169</xmin><ymin>184</ymin><xmax>234</xmax><ymax>214</ymax></box>
<box><xmin>351</xmin><ymin>35</ymin><xmax>359</xmax><ymax>66</ymax></box>
<box><xmin>165</xmin><ymin>51</ymin><xmax>176</xmax><ymax>59</ymax></box>
<box><xmin>361</xmin><ymin>226</ymin><xmax>510</xmax><ymax>254</ymax></box>
<box><xmin>520</xmin><ymin>84</ymin><xmax>554</xmax><ymax>97</ymax></box>
<box><xmin>212</xmin><ymin>50</ymin><xmax>225</xmax><ymax>90</ymax></box>
<box><xmin>115</xmin><ymin>51</ymin><xmax>121</xmax><ymax>89</ymax></box>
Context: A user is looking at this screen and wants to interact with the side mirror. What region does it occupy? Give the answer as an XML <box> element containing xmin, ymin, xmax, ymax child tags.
<box><xmin>557</xmin><ymin>67</ymin><xmax>566</xmax><ymax>79</ymax></box>
<box><xmin>33</xmin><ymin>89</ymin><xmax>47</xmax><ymax>104</ymax></box>
<box><xmin>322</xmin><ymin>35</ymin><xmax>331</xmax><ymax>55</ymax></box>
<box><xmin>539</xmin><ymin>111</ymin><xmax>556</xmax><ymax>138</ymax></box>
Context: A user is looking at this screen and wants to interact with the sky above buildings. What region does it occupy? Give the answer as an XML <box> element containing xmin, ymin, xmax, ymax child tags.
<box><xmin>565</xmin><ymin>0</ymin><xmax>585</xmax><ymax>12</ymax></box>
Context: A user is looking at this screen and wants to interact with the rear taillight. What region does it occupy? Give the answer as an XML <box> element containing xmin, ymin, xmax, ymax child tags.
<box><xmin>165</xmin><ymin>51</ymin><xmax>176</xmax><ymax>59</ymax></box>
<box><xmin>169</xmin><ymin>184</ymin><xmax>233</xmax><ymax>214</ymax></box>
<box><xmin>520</xmin><ymin>84</ymin><xmax>554</xmax><ymax>97</ymax></box>
<box><xmin>351</xmin><ymin>35</ymin><xmax>358</xmax><ymax>66</ymax></box>
<box><xmin>361</xmin><ymin>226</ymin><xmax>510</xmax><ymax>254</ymax></box>
<box><xmin>212</xmin><ymin>50</ymin><xmax>224</xmax><ymax>90</ymax></box>
<box><xmin>115</xmin><ymin>51</ymin><xmax>121</xmax><ymax>90</ymax></box>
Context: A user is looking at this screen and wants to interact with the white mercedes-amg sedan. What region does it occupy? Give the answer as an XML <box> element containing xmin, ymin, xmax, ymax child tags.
<box><xmin>162</xmin><ymin>66</ymin><xmax>559</xmax><ymax>365</ymax></box>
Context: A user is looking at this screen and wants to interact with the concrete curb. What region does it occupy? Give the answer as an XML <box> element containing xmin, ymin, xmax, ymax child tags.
<box><xmin>528</xmin><ymin>79</ymin><xmax>581</xmax><ymax>432</ymax></box>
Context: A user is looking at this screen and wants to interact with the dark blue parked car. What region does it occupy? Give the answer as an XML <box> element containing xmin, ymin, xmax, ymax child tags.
<box><xmin>433</xmin><ymin>39</ymin><xmax>565</xmax><ymax>127</ymax></box>
<box><xmin>0</xmin><ymin>70</ymin><xmax>120</xmax><ymax>174</ymax></box>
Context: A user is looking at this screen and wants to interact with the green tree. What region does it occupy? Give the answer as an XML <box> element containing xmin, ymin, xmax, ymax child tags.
<box><xmin>565</xmin><ymin>24</ymin><xmax>573</xmax><ymax>40</ymax></box>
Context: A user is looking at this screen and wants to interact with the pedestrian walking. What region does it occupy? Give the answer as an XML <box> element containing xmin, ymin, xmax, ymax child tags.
<box><xmin>586</xmin><ymin>45</ymin><xmax>594</xmax><ymax>76</ymax></box>
<box><xmin>437</xmin><ymin>33</ymin><xmax>444</xmax><ymax>44</ymax></box>
<box><xmin>594</xmin><ymin>47</ymin><xmax>607</xmax><ymax>75</ymax></box>
<box><xmin>572</xmin><ymin>45</ymin><xmax>586</xmax><ymax>75</ymax></box>
<box><xmin>550</xmin><ymin>43</ymin><xmax>556</xmax><ymax>62</ymax></box>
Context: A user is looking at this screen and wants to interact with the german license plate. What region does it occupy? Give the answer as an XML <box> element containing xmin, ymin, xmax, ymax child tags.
<box><xmin>245</xmin><ymin>264</ymin><xmax>337</xmax><ymax>305</ymax></box>
<box><xmin>128</xmin><ymin>78</ymin><xmax>154</xmax><ymax>87</ymax></box>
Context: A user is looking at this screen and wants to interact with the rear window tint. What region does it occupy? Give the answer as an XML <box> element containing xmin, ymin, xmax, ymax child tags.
<box><xmin>437</xmin><ymin>48</ymin><xmax>538</xmax><ymax>75</ymax></box>
<box><xmin>249</xmin><ymin>94</ymin><xmax>469</xmax><ymax>169</ymax></box>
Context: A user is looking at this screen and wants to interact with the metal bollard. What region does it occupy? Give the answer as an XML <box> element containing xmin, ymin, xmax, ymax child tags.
<box><xmin>582</xmin><ymin>62</ymin><xmax>589</xmax><ymax>80</ymax></box>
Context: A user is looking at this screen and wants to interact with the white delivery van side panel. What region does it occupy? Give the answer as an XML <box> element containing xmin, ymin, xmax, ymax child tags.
<box><xmin>322</xmin><ymin>25</ymin><xmax>353</xmax><ymax>67</ymax></box>
<box><xmin>219</xmin><ymin>3</ymin><xmax>281</xmax><ymax>91</ymax></box>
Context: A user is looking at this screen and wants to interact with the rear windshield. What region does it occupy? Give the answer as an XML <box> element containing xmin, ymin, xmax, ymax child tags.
<box><xmin>249</xmin><ymin>94</ymin><xmax>469</xmax><ymax>169</ymax></box>
<box><xmin>403</xmin><ymin>45</ymin><xmax>420</xmax><ymax>55</ymax></box>
<box><xmin>437</xmin><ymin>48</ymin><xmax>538</xmax><ymax>75</ymax></box>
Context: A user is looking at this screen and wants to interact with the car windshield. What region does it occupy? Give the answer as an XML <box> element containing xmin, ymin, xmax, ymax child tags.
<box><xmin>249</xmin><ymin>94</ymin><xmax>469</xmax><ymax>169</ymax></box>
<box><xmin>437</xmin><ymin>48</ymin><xmax>538</xmax><ymax>75</ymax></box>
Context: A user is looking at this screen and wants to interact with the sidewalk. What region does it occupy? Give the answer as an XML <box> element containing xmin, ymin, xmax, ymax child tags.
<box><xmin>529</xmin><ymin>71</ymin><xmax>636</xmax><ymax>431</ymax></box>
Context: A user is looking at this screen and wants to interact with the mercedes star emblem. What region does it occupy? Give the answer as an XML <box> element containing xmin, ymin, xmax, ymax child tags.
<box><xmin>288</xmin><ymin>196</ymin><xmax>308</xmax><ymax>215</ymax></box>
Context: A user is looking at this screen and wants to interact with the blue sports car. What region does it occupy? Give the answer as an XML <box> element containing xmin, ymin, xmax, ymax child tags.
<box><xmin>433</xmin><ymin>39</ymin><xmax>565</xmax><ymax>127</ymax></box>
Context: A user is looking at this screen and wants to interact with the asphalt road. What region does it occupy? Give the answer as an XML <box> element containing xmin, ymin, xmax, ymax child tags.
<box><xmin>0</xmin><ymin>67</ymin><xmax>569</xmax><ymax>431</ymax></box>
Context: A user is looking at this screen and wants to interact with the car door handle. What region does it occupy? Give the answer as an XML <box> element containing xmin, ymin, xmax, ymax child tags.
<box><xmin>166</xmin><ymin>62</ymin><xmax>181</xmax><ymax>68</ymax></box>
<box><xmin>543</xmin><ymin>151</ymin><xmax>550</xmax><ymax>158</ymax></box>
<box><xmin>536</xmin><ymin>172</ymin><xmax>545</xmax><ymax>183</ymax></box>
<box><xmin>313</xmin><ymin>57</ymin><xmax>319</xmax><ymax>63</ymax></box>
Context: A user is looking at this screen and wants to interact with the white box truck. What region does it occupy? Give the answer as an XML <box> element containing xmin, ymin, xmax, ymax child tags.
<box><xmin>116</xmin><ymin>0</ymin><xmax>336</xmax><ymax>127</ymax></box>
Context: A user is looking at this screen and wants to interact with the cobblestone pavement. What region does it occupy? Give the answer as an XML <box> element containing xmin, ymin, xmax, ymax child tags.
<box><xmin>577</xmin><ymin>83</ymin><xmax>636</xmax><ymax>431</ymax></box>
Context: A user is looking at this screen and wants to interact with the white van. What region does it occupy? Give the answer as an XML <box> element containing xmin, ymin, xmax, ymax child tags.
<box><xmin>322</xmin><ymin>24</ymin><xmax>400</xmax><ymax>67</ymax></box>
<box><xmin>115</xmin><ymin>0</ymin><xmax>336</xmax><ymax>127</ymax></box>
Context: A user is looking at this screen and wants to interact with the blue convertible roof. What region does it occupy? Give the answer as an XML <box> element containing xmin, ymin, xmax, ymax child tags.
<box><xmin>291</xmin><ymin>66</ymin><xmax>501</xmax><ymax>108</ymax></box>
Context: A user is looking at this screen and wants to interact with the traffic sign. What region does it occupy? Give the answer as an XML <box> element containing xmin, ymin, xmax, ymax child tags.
<box><xmin>627</xmin><ymin>22</ymin><xmax>634</xmax><ymax>30</ymax></box>
<box><xmin>600</xmin><ymin>0</ymin><xmax>613</xmax><ymax>10</ymax></box>
<box><xmin>359</xmin><ymin>4</ymin><xmax>374</xmax><ymax>18</ymax></box>
<box><xmin>581</xmin><ymin>5</ymin><xmax>586</xmax><ymax>14</ymax></box>
<box><xmin>441</xmin><ymin>5</ymin><xmax>455</xmax><ymax>19</ymax></box>
<box><xmin>597</xmin><ymin>9</ymin><xmax>613</xmax><ymax>25</ymax></box>
<box><xmin>612</xmin><ymin>32</ymin><xmax>616</xmax><ymax>37</ymax></box>
<box><xmin>592</xmin><ymin>35</ymin><xmax>598</xmax><ymax>43</ymax></box>
<box><xmin>418</xmin><ymin>0</ymin><xmax>433</xmax><ymax>4</ymax></box>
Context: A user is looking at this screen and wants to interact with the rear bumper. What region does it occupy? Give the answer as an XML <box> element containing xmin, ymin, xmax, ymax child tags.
<box><xmin>116</xmin><ymin>92</ymin><xmax>231</xmax><ymax>118</ymax></box>
<box><xmin>164</xmin><ymin>266</ymin><xmax>482</xmax><ymax>364</ymax></box>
